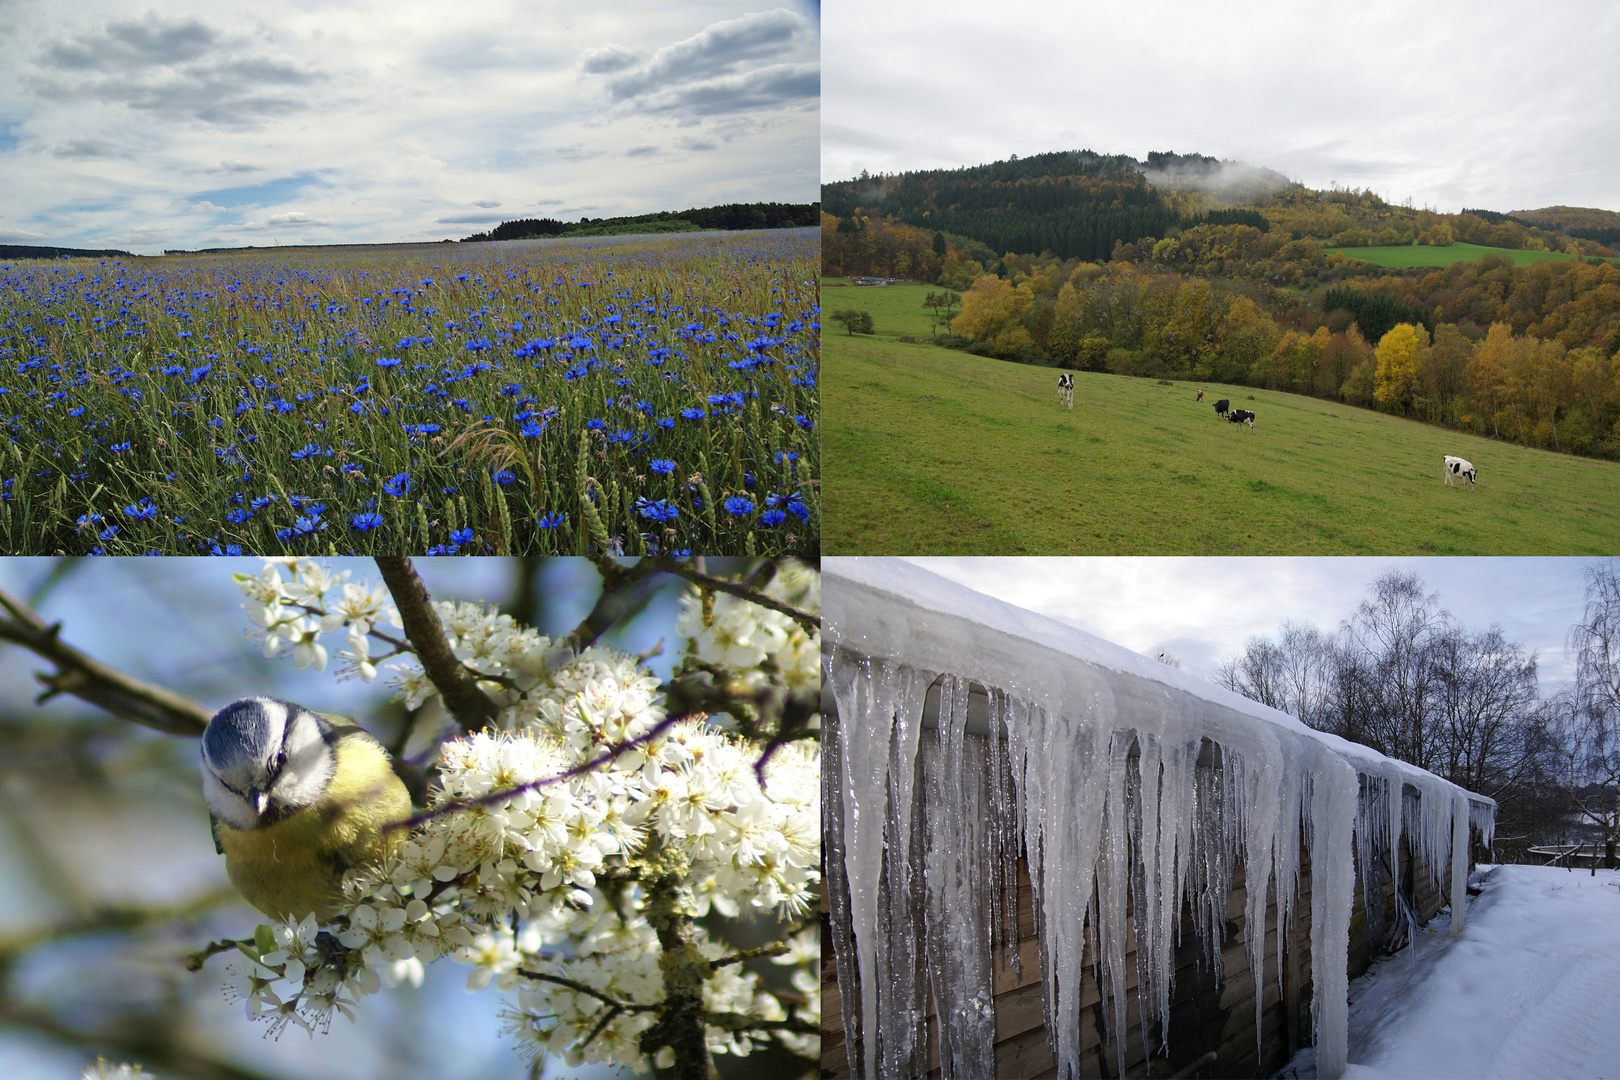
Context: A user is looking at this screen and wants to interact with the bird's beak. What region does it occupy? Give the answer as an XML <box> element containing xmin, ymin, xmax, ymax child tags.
<box><xmin>250</xmin><ymin>789</ymin><xmax>270</xmax><ymax>818</ymax></box>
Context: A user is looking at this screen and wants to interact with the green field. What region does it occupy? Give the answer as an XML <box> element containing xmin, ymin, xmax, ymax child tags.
<box><xmin>824</xmin><ymin>283</ymin><xmax>1620</xmax><ymax>554</ymax></box>
<box><xmin>1323</xmin><ymin>241</ymin><xmax>1613</xmax><ymax>269</ymax></box>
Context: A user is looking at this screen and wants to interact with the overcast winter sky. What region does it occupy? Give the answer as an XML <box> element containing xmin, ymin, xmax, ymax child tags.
<box><xmin>824</xmin><ymin>0</ymin><xmax>1620</xmax><ymax>215</ymax></box>
<box><xmin>902</xmin><ymin>557</ymin><xmax>1613</xmax><ymax>696</ymax></box>
<box><xmin>0</xmin><ymin>0</ymin><xmax>819</xmax><ymax>255</ymax></box>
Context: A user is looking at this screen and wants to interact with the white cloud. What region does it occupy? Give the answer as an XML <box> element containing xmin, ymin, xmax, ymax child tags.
<box><xmin>823</xmin><ymin>0</ymin><xmax>1620</xmax><ymax>214</ymax></box>
<box><xmin>0</xmin><ymin>227</ymin><xmax>50</xmax><ymax>241</ymax></box>
<box><xmin>904</xmin><ymin>557</ymin><xmax>1599</xmax><ymax>692</ymax></box>
<box><xmin>2</xmin><ymin>1</ymin><xmax>819</xmax><ymax>254</ymax></box>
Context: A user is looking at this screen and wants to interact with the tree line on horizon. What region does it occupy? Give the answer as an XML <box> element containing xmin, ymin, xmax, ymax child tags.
<box><xmin>462</xmin><ymin>201</ymin><xmax>818</xmax><ymax>243</ymax></box>
<box><xmin>1220</xmin><ymin>565</ymin><xmax>1620</xmax><ymax>868</ymax></box>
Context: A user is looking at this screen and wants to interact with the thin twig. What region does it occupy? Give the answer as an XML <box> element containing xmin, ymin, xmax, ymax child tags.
<box><xmin>185</xmin><ymin>937</ymin><xmax>254</xmax><ymax>972</ymax></box>
<box><xmin>0</xmin><ymin>587</ymin><xmax>210</xmax><ymax>736</ymax></box>
<box><xmin>645</xmin><ymin>557</ymin><xmax>819</xmax><ymax>634</ymax></box>
<box><xmin>565</xmin><ymin>558</ymin><xmax>663</xmax><ymax>652</ymax></box>
<box><xmin>391</xmin><ymin>713</ymin><xmax>683</xmax><ymax>831</ymax></box>
<box><xmin>708</xmin><ymin>941</ymin><xmax>791</xmax><ymax>968</ymax></box>
<box><xmin>702</xmin><ymin>1011</ymin><xmax>820</xmax><ymax>1035</ymax></box>
<box><xmin>373</xmin><ymin>557</ymin><xmax>499</xmax><ymax>732</ymax></box>
<box><xmin>514</xmin><ymin>969</ymin><xmax>657</xmax><ymax>1013</ymax></box>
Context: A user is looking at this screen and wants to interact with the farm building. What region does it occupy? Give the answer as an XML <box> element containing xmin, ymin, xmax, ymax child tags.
<box><xmin>821</xmin><ymin>559</ymin><xmax>1496</xmax><ymax>1080</ymax></box>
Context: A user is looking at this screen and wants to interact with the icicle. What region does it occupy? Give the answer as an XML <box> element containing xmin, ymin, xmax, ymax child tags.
<box><xmin>921</xmin><ymin>675</ymin><xmax>996</xmax><ymax>1079</ymax></box>
<box><xmin>820</xmin><ymin>695</ymin><xmax>865</xmax><ymax>1075</ymax></box>
<box><xmin>1451</xmin><ymin>791</ymin><xmax>1469</xmax><ymax>936</ymax></box>
<box><xmin>1100</xmin><ymin>728</ymin><xmax>1134</xmax><ymax>1079</ymax></box>
<box><xmin>879</xmin><ymin>708</ymin><xmax>928</xmax><ymax>1078</ymax></box>
<box><xmin>1242</xmin><ymin>723</ymin><xmax>1283</xmax><ymax>1057</ymax></box>
<box><xmin>1308</xmin><ymin>750</ymin><xmax>1358</xmax><ymax>1080</ymax></box>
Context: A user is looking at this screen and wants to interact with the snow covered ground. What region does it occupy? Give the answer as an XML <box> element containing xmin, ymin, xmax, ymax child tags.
<box><xmin>1278</xmin><ymin>863</ymin><xmax>1620</xmax><ymax>1079</ymax></box>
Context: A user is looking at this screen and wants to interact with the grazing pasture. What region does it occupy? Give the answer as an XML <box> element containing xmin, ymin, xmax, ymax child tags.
<box><xmin>824</xmin><ymin>331</ymin><xmax>1620</xmax><ymax>554</ymax></box>
<box><xmin>0</xmin><ymin>230</ymin><xmax>818</xmax><ymax>555</ymax></box>
<box><xmin>1323</xmin><ymin>240</ymin><xmax>1615</xmax><ymax>269</ymax></box>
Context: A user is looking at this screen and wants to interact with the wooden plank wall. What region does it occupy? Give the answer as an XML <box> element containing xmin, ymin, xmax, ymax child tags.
<box><xmin>822</xmin><ymin>816</ymin><xmax>1453</xmax><ymax>1079</ymax></box>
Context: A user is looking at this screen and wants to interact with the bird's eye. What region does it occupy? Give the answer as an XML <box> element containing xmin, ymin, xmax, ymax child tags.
<box><xmin>272</xmin><ymin>749</ymin><xmax>287</xmax><ymax>771</ymax></box>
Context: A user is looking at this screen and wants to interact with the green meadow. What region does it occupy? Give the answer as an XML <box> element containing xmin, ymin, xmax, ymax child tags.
<box><xmin>824</xmin><ymin>283</ymin><xmax>1620</xmax><ymax>554</ymax></box>
<box><xmin>1324</xmin><ymin>241</ymin><xmax>1613</xmax><ymax>269</ymax></box>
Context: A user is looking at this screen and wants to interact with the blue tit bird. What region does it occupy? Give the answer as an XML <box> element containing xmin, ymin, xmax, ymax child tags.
<box><xmin>200</xmin><ymin>696</ymin><xmax>412</xmax><ymax>921</ymax></box>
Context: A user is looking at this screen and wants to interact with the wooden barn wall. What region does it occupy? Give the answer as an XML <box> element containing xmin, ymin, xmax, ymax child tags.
<box><xmin>822</xmin><ymin>794</ymin><xmax>1458</xmax><ymax>1080</ymax></box>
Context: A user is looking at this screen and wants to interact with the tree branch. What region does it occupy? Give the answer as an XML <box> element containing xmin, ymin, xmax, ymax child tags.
<box><xmin>514</xmin><ymin>969</ymin><xmax>657</xmax><ymax>1014</ymax></box>
<box><xmin>393</xmin><ymin>713</ymin><xmax>682</xmax><ymax>832</ymax></box>
<box><xmin>373</xmin><ymin>557</ymin><xmax>499</xmax><ymax>732</ymax></box>
<box><xmin>565</xmin><ymin>559</ymin><xmax>664</xmax><ymax>653</ymax></box>
<box><xmin>646</xmin><ymin>557</ymin><xmax>819</xmax><ymax>634</ymax></box>
<box><xmin>0</xmin><ymin>587</ymin><xmax>210</xmax><ymax>736</ymax></box>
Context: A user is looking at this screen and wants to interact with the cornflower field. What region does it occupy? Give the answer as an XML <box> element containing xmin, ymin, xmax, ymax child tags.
<box><xmin>0</xmin><ymin>230</ymin><xmax>818</xmax><ymax>555</ymax></box>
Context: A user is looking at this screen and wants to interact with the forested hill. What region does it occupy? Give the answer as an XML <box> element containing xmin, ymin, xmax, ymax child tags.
<box><xmin>1512</xmin><ymin>206</ymin><xmax>1620</xmax><ymax>249</ymax></box>
<box><xmin>1</xmin><ymin>244</ymin><xmax>136</xmax><ymax>260</ymax></box>
<box><xmin>821</xmin><ymin>150</ymin><xmax>1278</xmax><ymax>261</ymax></box>
<box><xmin>463</xmin><ymin>201</ymin><xmax>818</xmax><ymax>243</ymax></box>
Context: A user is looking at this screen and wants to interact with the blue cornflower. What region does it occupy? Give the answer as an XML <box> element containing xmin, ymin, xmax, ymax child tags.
<box><xmin>649</xmin><ymin>459</ymin><xmax>676</xmax><ymax>475</ymax></box>
<box><xmin>680</xmin><ymin>408</ymin><xmax>705</xmax><ymax>421</ymax></box>
<box><xmin>491</xmin><ymin>469</ymin><xmax>515</xmax><ymax>486</ymax></box>
<box><xmin>251</xmin><ymin>494</ymin><xmax>278</xmax><ymax>510</ymax></box>
<box><xmin>123</xmin><ymin>499</ymin><xmax>158</xmax><ymax>520</ymax></box>
<box><xmin>225</xmin><ymin>507</ymin><xmax>253</xmax><ymax>523</ymax></box>
<box><xmin>99</xmin><ymin>525</ymin><xmax>120</xmax><ymax>541</ymax></box>
<box><xmin>586</xmin><ymin>418</ymin><xmax>606</xmax><ymax>430</ymax></box>
<box><xmin>534</xmin><ymin>511</ymin><xmax>565</xmax><ymax>529</ymax></box>
<box><xmin>208</xmin><ymin>542</ymin><xmax>244</xmax><ymax>555</ymax></box>
<box><xmin>449</xmin><ymin>527</ymin><xmax>474</xmax><ymax>546</ymax></box>
<box><xmin>775</xmin><ymin>450</ymin><xmax>800</xmax><ymax>464</ymax></box>
<box><xmin>350</xmin><ymin>512</ymin><xmax>384</xmax><ymax>532</ymax></box>
<box><xmin>758</xmin><ymin>508</ymin><xmax>787</xmax><ymax>527</ymax></box>
<box><xmin>635</xmin><ymin>498</ymin><xmax>679</xmax><ymax>523</ymax></box>
<box><xmin>110</xmin><ymin>441</ymin><xmax>132</xmax><ymax>452</ymax></box>
<box><xmin>383</xmin><ymin>472</ymin><xmax>412</xmax><ymax>497</ymax></box>
<box><xmin>291</xmin><ymin>442</ymin><xmax>321</xmax><ymax>461</ymax></box>
<box><xmin>289</xmin><ymin>512</ymin><xmax>326</xmax><ymax>538</ymax></box>
<box><xmin>377</xmin><ymin>356</ymin><xmax>402</xmax><ymax>369</ymax></box>
<box><xmin>657</xmin><ymin>417</ymin><xmax>676</xmax><ymax>429</ymax></box>
<box><xmin>518</xmin><ymin>417</ymin><xmax>545</xmax><ymax>438</ymax></box>
<box><xmin>723</xmin><ymin>495</ymin><xmax>754</xmax><ymax>516</ymax></box>
<box><xmin>786</xmin><ymin>498</ymin><xmax>810</xmax><ymax>521</ymax></box>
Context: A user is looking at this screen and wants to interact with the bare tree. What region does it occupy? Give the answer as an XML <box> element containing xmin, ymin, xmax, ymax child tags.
<box><xmin>1340</xmin><ymin>570</ymin><xmax>1449</xmax><ymax>769</ymax></box>
<box><xmin>1428</xmin><ymin>626</ymin><xmax>1540</xmax><ymax>797</ymax></box>
<box><xmin>1566</xmin><ymin>561</ymin><xmax>1620</xmax><ymax>867</ymax></box>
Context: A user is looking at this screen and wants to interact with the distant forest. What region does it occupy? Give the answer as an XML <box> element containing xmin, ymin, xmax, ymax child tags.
<box><xmin>823</xmin><ymin>148</ymin><xmax>1620</xmax><ymax>461</ymax></box>
<box><xmin>823</xmin><ymin>151</ymin><xmax>1272</xmax><ymax>262</ymax></box>
<box><xmin>463</xmin><ymin>201</ymin><xmax>818</xmax><ymax>243</ymax></box>
<box><xmin>0</xmin><ymin>244</ymin><xmax>135</xmax><ymax>260</ymax></box>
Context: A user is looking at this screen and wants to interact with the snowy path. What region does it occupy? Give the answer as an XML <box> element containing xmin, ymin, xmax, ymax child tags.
<box><xmin>1318</xmin><ymin>864</ymin><xmax>1620</xmax><ymax>1079</ymax></box>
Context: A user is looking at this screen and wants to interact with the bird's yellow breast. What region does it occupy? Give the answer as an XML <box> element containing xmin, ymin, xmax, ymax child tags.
<box><xmin>214</xmin><ymin>735</ymin><xmax>411</xmax><ymax>921</ymax></box>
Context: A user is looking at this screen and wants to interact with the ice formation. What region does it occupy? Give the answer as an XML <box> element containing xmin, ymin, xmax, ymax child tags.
<box><xmin>823</xmin><ymin>559</ymin><xmax>1497</xmax><ymax>1080</ymax></box>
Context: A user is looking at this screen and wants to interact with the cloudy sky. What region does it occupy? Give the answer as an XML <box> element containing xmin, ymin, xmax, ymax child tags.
<box><xmin>824</xmin><ymin>0</ymin><xmax>1620</xmax><ymax>215</ymax></box>
<box><xmin>0</xmin><ymin>0</ymin><xmax>819</xmax><ymax>255</ymax></box>
<box><xmin>900</xmin><ymin>557</ymin><xmax>1613</xmax><ymax>696</ymax></box>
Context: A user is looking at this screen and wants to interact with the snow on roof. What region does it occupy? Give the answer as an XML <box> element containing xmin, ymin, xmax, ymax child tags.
<box><xmin>825</xmin><ymin>556</ymin><xmax>1494</xmax><ymax>808</ymax></box>
<box><xmin>824</xmin><ymin>558</ymin><xmax>1497</xmax><ymax>1080</ymax></box>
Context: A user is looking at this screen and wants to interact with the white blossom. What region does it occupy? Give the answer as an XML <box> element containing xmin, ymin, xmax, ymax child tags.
<box><xmin>223</xmin><ymin>558</ymin><xmax>821</xmax><ymax>1073</ymax></box>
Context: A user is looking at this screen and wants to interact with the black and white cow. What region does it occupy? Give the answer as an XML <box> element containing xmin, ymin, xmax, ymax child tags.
<box><xmin>1443</xmin><ymin>455</ymin><xmax>1476</xmax><ymax>488</ymax></box>
<box><xmin>1228</xmin><ymin>409</ymin><xmax>1256</xmax><ymax>431</ymax></box>
<box><xmin>1213</xmin><ymin>399</ymin><xmax>1230</xmax><ymax>418</ymax></box>
<box><xmin>1057</xmin><ymin>372</ymin><xmax>1074</xmax><ymax>409</ymax></box>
